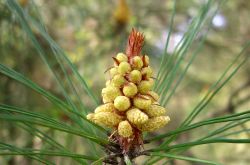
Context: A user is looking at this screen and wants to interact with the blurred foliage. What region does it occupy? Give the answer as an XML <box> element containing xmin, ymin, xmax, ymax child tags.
<box><xmin>0</xmin><ymin>0</ymin><xmax>250</xmax><ymax>164</ymax></box>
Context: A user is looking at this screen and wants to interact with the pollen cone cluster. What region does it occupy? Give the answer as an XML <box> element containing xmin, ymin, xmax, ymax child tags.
<box><xmin>87</xmin><ymin>29</ymin><xmax>170</xmax><ymax>139</ymax></box>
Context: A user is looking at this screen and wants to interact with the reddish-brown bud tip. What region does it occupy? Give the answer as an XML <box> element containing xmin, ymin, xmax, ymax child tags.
<box><xmin>126</xmin><ymin>28</ymin><xmax>145</xmax><ymax>58</ymax></box>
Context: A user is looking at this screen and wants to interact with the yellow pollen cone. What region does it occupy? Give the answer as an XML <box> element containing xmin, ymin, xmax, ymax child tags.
<box><xmin>123</xmin><ymin>82</ymin><xmax>138</xmax><ymax>98</ymax></box>
<box><xmin>94</xmin><ymin>103</ymin><xmax>115</xmax><ymax>113</ymax></box>
<box><xmin>133</xmin><ymin>96</ymin><xmax>152</xmax><ymax>110</ymax></box>
<box><xmin>144</xmin><ymin>104</ymin><xmax>166</xmax><ymax>117</ymax></box>
<box><xmin>128</xmin><ymin>70</ymin><xmax>142</xmax><ymax>83</ymax></box>
<box><xmin>139</xmin><ymin>116</ymin><xmax>170</xmax><ymax>132</ymax></box>
<box><xmin>118</xmin><ymin>61</ymin><xmax>131</xmax><ymax>75</ymax></box>
<box><xmin>118</xmin><ymin>120</ymin><xmax>133</xmax><ymax>137</ymax></box>
<box><xmin>94</xmin><ymin>112</ymin><xmax>123</xmax><ymax>128</ymax></box>
<box><xmin>126</xmin><ymin>108</ymin><xmax>148</xmax><ymax>125</ymax></box>
<box><xmin>112</xmin><ymin>74</ymin><xmax>126</xmax><ymax>87</ymax></box>
<box><xmin>116</xmin><ymin>52</ymin><xmax>128</xmax><ymax>62</ymax></box>
<box><xmin>114</xmin><ymin>96</ymin><xmax>131</xmax><ymax>111</ymax></box>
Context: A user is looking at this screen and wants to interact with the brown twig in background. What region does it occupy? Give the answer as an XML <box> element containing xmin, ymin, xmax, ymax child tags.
<box><xmin>210</xmin><ymin>78</ymin><xmax>250</xmax><ymax>138</ymax></box>
<box><xmin>211</xmin><ymin>78</ymin><xmax>250</xmax><ymax>117</ymax></box>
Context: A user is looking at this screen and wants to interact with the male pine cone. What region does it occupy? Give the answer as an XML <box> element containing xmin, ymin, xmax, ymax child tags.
<box><xmin>87</xmin><ymin>29</ymin><xmax>170</xmax><ymax>139</ymax></box>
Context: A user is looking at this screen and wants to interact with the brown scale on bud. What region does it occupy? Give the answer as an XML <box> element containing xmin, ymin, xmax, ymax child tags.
<box><xmin>142</xmin><ymin>55</ymin><xmax>150</xmax><ymax>67</ymax></box>
<box><xmin>145</xmin><ymin>91</ymin><xmax>160</xmax><ymax>102</ymax></box>
<box><xmin>133</xmin><ymin>95</ymin><xmax>152</xmax><ymax>110</ymax></box>
<box><xmin>86</xmin><ymin>29</ymin><xmax>170</xmax><ymax>155</ymax></box>
<box><xmin>112</xmin><ymin>57</ymin><xmax>120</xmax><ymax>66</ymax></box>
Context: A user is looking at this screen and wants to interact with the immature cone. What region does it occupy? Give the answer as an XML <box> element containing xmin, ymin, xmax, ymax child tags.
<box><xmin>86</xmin><ymin>28</ymin><xmax>170</xmax><ymax>153</ymax></box>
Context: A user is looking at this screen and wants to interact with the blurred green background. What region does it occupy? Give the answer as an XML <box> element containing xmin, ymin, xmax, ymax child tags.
<box><xmin>0</xmin><ymin>0</ymin><xmax>250</xmax><ymax>164</ymax></box>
